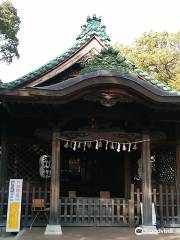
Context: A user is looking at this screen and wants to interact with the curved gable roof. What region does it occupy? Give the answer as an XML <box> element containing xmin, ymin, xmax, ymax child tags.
<box><xmin>32</xmin><ymin>70</ymin><xmax>180</xmax><ymax>103</ymax></box>
<box><xmin>0</xmin><ymin>71</ymin><xmax>180</xmax><ymax>105</ymax></box>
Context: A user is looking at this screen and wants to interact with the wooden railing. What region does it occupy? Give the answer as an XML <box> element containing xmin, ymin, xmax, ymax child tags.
<box><xmin>134</xmin><ymin>184</ymin><xmax>180</xmax><ymax>227</ymax></box>
<box><xmin>0</xmin><ymin>182</ymin><xmax>179</xmax><ymax>227</ymax></box>
<box><xmin>59</xmin><ymin>197</ymin><xmax>129</xmax><ymax>226</ymax></box>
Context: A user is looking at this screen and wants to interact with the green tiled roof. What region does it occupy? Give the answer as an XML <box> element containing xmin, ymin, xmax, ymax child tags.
<box><xmin>0</xmin><ymin>14</ymin><xmax>179</xmax><ymax>95</ymax></box>
<box><xmin>80</xmin><ymin>47</ymin><xmax>178</xmax><ymax>94</ymax></box>
<box><xmin>0</xmin><ymin>14</ymin><xmax>110</xmax><ymax>89</ymax></box>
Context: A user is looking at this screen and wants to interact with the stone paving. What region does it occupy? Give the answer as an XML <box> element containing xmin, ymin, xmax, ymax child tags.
<box><xmin>5</xmin><ymin>227</ymin><xmax>180</xmax><ymax>240</ymax></box>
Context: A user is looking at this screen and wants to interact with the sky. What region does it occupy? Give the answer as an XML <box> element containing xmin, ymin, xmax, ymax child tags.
<box><xmin>0</xmin><ymin>0</ymin><xmax>180</xmax><ymax>83</ymax></box>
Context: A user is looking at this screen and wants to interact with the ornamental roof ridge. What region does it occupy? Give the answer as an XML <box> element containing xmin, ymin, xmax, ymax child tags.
<box><xmin>0</xmin><ymin>14</ymin><xmax>110</xmax><ymax>89</ymax></box>
<box><xmin>76</xmin><ymin>14</ymin><xmax>111</xmax><ymax>46</ymax></box>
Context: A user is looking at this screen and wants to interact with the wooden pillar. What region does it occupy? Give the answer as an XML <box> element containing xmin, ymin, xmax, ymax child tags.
<box><xmin>175</xmin><ymin>125</ymin><xmax>180</xmax><ymax>221</ymax></box>
<box><xmin>176</xmin><ymin>142</ymin><xmax>180</xmax><ymax>190</ymax></box>
<box><xmin>141</xmin><ymin>133</ymin><xmax>152</xmax><ymax>226</ymax></box>
<box><xmin>124</xmin><ymin>152</ymin><xmax>131</xmax><ymax>199</ymax></box>
<box><xmin>49</xmin><ymin>128</ymin><xmax>61</xmax><ymax>225</ymax></box>
<box><xmin>176</xmin><ymin>125</ymin><xmax>180</xmax><ymax>190</ymax></box>
<box><xmin>0</xmin><ymin>123</ymin><xmax>7</xmax><ymax>187</ymax></box>
<box><xmin>177</xmin><ymin>144</ymin><xmax>180</xmax><ymax>222</ymax></box>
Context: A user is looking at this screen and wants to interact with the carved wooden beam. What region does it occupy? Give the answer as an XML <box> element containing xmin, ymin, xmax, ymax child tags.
<box><xmin>61</xmin><ymin>131</ymin><xmax>142</xmax><ymax>142</ymax></box>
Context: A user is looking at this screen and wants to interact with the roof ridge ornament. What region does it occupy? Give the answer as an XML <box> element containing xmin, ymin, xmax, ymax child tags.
<box><xmin>87</xmin><ymin>14</ymin><xmax>101</xmax><ymax>22</ymax></box>
<box><xmin>76</xmin><ymin>14</ymin><xmax>111</xmax><ymax>46</ymax></box>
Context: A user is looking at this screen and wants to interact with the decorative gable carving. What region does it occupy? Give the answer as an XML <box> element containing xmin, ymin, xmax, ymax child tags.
<box><xmin>84</xmin><ymin>89</ymin><xmax>134</xmax><ymax>107</ymax></box>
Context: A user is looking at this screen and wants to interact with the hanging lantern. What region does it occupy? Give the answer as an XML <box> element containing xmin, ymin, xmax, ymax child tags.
<box><xmin>73</xmin><ymin>141</ymin><xmax>77</xmax><ymax>151</ymax></box>
<box><xmin>39</xmin><ymin>155</ymin><xmax>51</xmax><ymax>178</ymax></box>
<box><xmin>105</xmin><ymin>141</ymin><xmax>109</xmax><ymax>150</ymax></box>
<box><xmin>77</xmin><ymin>142</ymin><xmax>81</xmax><ymax>148</ymax></box>
<box><xmin>110</xmin><ymin>142</ymin><xmax>114</xmax><ymax>150</ymax></box>
<box><xmin>95</xmin><ymin>140</ymin><xmax>99</xmax><ymax>150</ymax></box>
<box><xmin>83</xmin><ymin>142</ymin><xmax>87</xmax><ymax>151</ymax></box>
<box><xmin>133</xmin><ymin>143</ymin><xmax>137</xmax><ymax>150</ymax></box>
<box><xmin>128</xmin><ymin>143</ymin><xmax>131</xmax><ymax>152</ymax></box>
<box><xmin>64</xmin><ymin>141</ymin><xmax>69</xmax><ymax>148</ymax></box>
<box><xmin>122</xmin><ymin>143</ymin><xmax>126</xmax><ymax>151</ymax></box>
<box><xmin>117</xmin><ymin>143</ymin><xmax>121</xmax><ymax>152</ymax></box>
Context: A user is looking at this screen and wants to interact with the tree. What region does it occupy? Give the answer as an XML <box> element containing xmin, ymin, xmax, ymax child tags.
<box><xmin>0</xmin><ymin>0</ymin><xmax>20</xmax><ymax>64</ymax></box>
<box><xmin>116</xmin><ymin>31</ymin><xmax>180</xmax><ymax>90</ymax></box>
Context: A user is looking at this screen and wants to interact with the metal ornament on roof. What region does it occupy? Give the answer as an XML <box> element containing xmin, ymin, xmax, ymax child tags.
<box><xmin>39</xmin><ymin>155</ymin><xmax>51</xmax><ymax>178</ymax></box>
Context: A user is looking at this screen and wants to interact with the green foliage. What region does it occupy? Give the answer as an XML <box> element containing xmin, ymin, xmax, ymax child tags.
<box><xmin>0</xmin><ymin>0</ymin><xmax>20</xmax><ymax>63</ymax></box>
<box><xmin>116</xmin><ymin>31</ymin><xmax>180</xmax><ymax>90</ymax></box>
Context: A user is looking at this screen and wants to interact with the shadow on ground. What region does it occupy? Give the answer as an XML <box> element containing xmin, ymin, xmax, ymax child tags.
<box><xmin>16</xmin><ymin>227</ymin><xmax>180</xmax><ymax>240</ymax></box>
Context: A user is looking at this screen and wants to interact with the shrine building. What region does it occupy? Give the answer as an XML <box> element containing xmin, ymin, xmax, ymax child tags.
<box><xmin>1</xmin><ymin>15</ymin><xmax>180</xmax><ymax>233</ymax></box>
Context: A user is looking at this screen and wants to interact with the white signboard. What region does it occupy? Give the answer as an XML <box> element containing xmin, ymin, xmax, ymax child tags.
<box><xmin>6</xmin><ymin>179</ymin><xmax>23</xmax><ymax>232</ymax></box>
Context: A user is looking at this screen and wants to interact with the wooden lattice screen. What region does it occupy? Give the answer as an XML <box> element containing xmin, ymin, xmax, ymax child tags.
<box><xmin>7</xmin><ymin>142</ymin><xmax>50</xmax><ymax>180</ymax></box>
<box><xmin>153</xmin><ymin>150</ymin><xmax>176</xmax><ymax>184</ymax></box>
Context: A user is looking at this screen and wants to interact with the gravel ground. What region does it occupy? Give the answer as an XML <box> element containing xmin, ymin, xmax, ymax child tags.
<box><xmin>13</xmin><ymin>227</ymin><xmax>180</xmax><ymax>240</ymax></box>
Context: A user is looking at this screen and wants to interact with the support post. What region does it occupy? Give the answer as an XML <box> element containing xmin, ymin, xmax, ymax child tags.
<box><xmin>124</xmin><ymin>152</ymin><xmax>131</xmax><ymax>199</ymax></box>
<box><xmin>0</xmin><ymin>122</ymin><xmax>7</xmax><ymax>187</ymax></box>
<box><xmin>175</xmin><ymin>125</ymin><xmax>180</xmax><ymax>223</ymax></box>
<box><xmin>45</xmin><ymin>128</ymin><xmax>62</xmax><ymax>235</ymax></box>
<box><xmin>141</xmin><ymin>134</ymin><xmax>157</xmax><ymax>233</ymax></box>
<box><xmin>176</xmin><ymin>142</ymin><xmax>180</xmax><ymax>190</ymax></box>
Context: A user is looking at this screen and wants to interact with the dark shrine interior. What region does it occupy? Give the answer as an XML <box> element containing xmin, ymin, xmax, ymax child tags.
<box><xmin>60</xmin><ymin>146</ymin><xmax>140</xmax><ymax>198</ymax></box>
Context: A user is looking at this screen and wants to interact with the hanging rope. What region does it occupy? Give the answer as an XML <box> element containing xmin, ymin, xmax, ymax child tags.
<box><xmin>57</xmin><ymin>137</ymin><xmax>150</xmax><ymax>152</ymax></box>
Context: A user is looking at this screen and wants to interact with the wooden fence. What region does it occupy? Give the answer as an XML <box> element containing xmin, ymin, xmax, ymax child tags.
<box><xmin>0</xmin><ymin>182</ymin><xmax>180</xmax><ymax>227</ymax></box>
<box><xmin>59</xmin><ymin>197</ymin><xmax>129</xmax><ymax>226</ymax></box>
